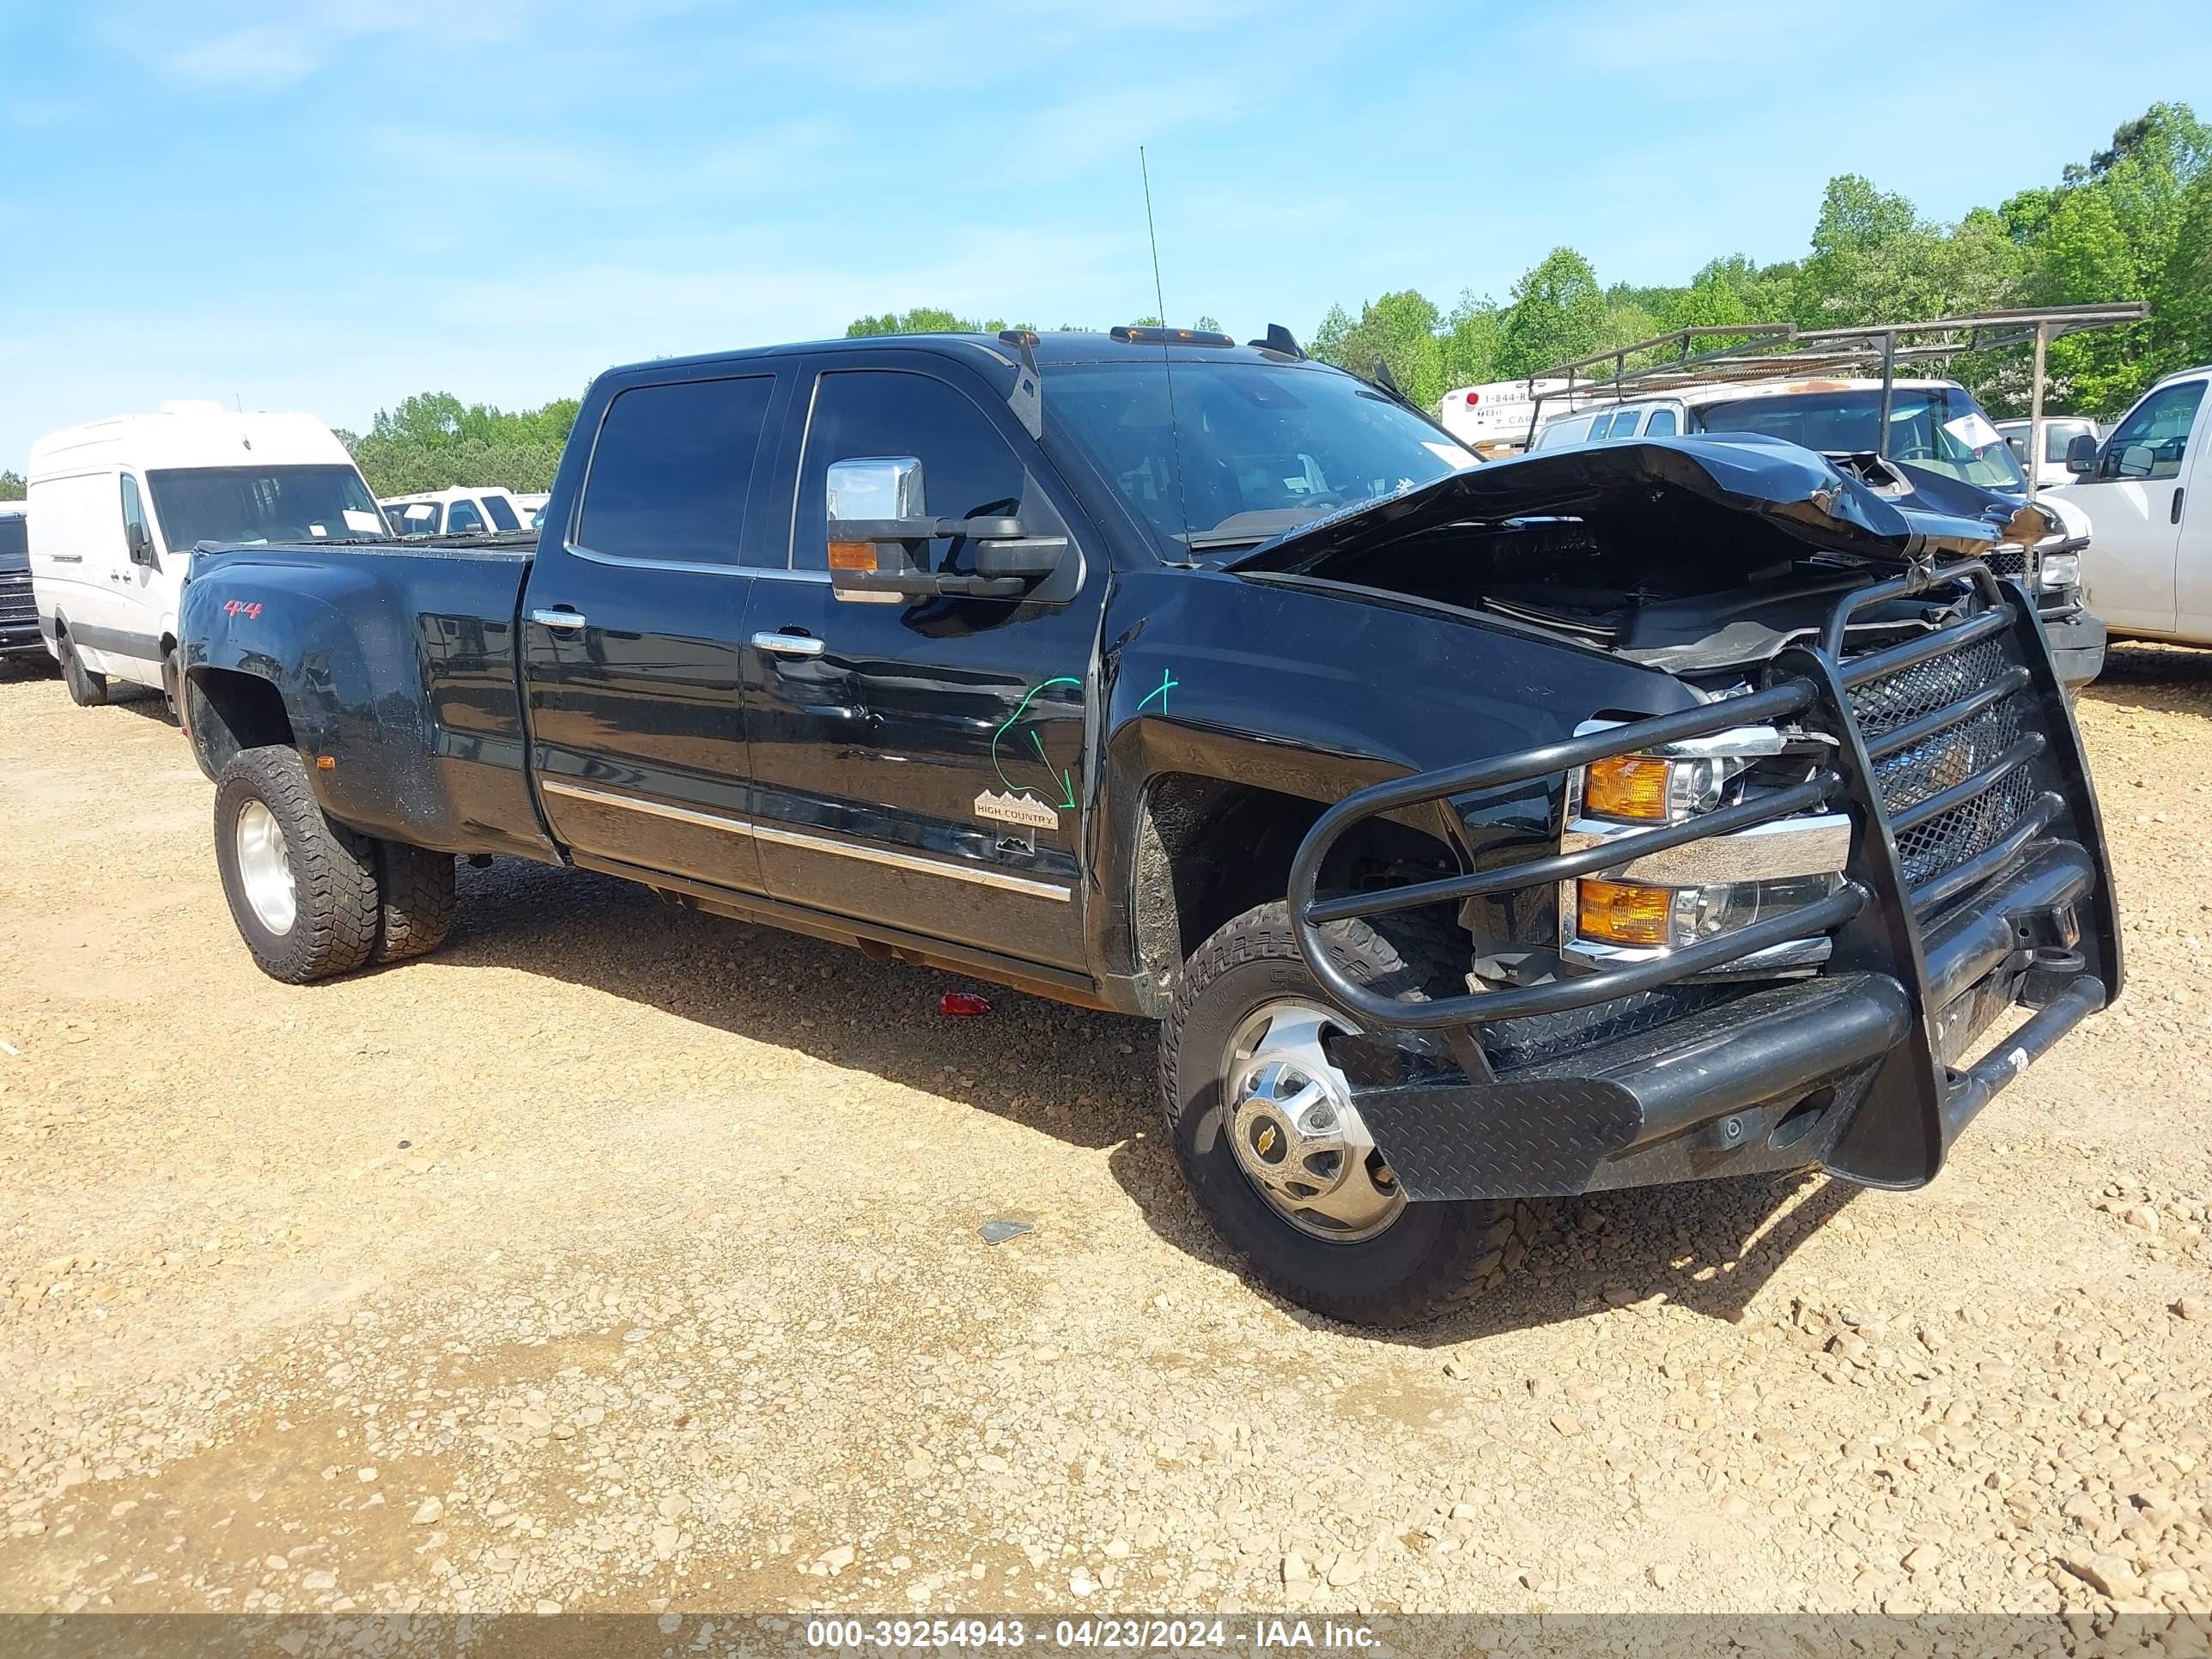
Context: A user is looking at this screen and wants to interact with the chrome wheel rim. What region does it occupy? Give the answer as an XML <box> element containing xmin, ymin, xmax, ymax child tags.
<box><xmin>234</xmin><ymin>800</ymin><xmax>297</xmax><ymax>935</ymax></box>
<box><xmin>1222</xmin><ymin>999</ymin><xmax>1404</xmax><ymax>1243</ymax></box>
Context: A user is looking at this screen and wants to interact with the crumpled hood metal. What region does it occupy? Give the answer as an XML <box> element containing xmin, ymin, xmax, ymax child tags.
<box><xmin>1220</xmin><ymin>432</ymin><xmax>2005</xmax><ymax>576</ymax></box>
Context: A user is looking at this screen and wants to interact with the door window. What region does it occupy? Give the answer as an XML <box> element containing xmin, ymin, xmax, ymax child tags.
<box><xmin>482</xmin><ymin>494</ymin><xmax>521</xmax><ymax>532</ymax></box>
<box><xmin>2098</xmin><ymin>380</ymin><xmax>2205</xmax><ymax>481</ymax></box>
<box><xmin>576</xmin><ymin>374</ymin><xmax>777</xmax><ymax>567</ymax></box>
<box><xmin>119</xmin><ymin>475</ymin><xmax>157</xmax><ymax>564</ymax></box>
<box><xmin>793</xmin><ymin>370</ymin><xmax>1029</xmax><ymax>571</ymax></box>
<box><xmin>447</xmin><ymin>499</ymin><xmax>485</xmax><ymax>534</ymax></box>
<box><xmin>1644</xmin><ymin>408</ymin><xmax>1678</xmax><ymax>436</ymax></box>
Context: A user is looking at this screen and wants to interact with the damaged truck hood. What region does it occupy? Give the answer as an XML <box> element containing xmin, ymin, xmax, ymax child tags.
<box><xmin>1219</xmin><ymin>432</ymin><xmax>2007</xmax><ymax>577</ymax></box>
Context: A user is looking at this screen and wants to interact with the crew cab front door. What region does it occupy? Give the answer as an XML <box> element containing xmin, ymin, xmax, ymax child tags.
<box><xmin>739</xmin><ymin>358</ymin><xmax>1099</xmax><ymax>971</ymax></box>
<box><xmin>520</xmin><ymin>369</ymin><xmax>786</xmax><ymax>894</ymax></box>
<box><xmin>2059</xmin><ymin>375</ymin><xmax>2205</xmax><ymax>638</ymax></box>
<box><xmin>2169</xmin><ymin>394</ymin><xmax>2212</xmax><ymax>641</ymax></box>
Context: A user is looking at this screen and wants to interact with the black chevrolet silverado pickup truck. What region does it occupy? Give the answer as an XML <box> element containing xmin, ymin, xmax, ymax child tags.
<box><xmin>178</xmin><ymin>327</ymin><xmax>2121</xmax><ymax>1326</ymax></box>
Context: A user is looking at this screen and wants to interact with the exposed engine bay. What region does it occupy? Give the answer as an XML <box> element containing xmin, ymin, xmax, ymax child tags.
<box><xmin>1223</xmin><ymin>431</ymin><xmax>2044</xmax><ymax>678</ymax></box>
<box><xmin>1274</xmin><ymin>517</ymin><xmax>1976</xmax><ymax>676</ymax></box>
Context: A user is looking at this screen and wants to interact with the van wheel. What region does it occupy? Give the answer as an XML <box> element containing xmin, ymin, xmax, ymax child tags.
<box><xmin>213</xmin><ymin>745</ymin><xmax>380</xmax><ymax>983</ymax></box>
<box><xmin>374</xmin><ymin>842</ymin><xmax>457</xmax><ymax>963</ymax></box>
<box><xmin>60</xmin><ymin>633</ymin><xmax>107</xmax><ymax>707</ymax></box>
<box><xmin>1159</xmin><ymin>901</ymin><xmax>1528</xmax><ymax>1328</ymax></box>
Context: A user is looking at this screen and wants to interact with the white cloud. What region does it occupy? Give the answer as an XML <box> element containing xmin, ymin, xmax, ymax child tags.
<box><xmin>416</xmin><ymin>220</ymin><xmax>1140</xmax><ymax>343</ymax></box>
<box><xmin>84</xmin><ymin>0</ymin><xmax>564</xmax><ymax>89</ymax></box>
<box><xmin>1012</xmin><ymin>76</ymin><xmax>1266</xmax><ymax>180</ymax></box>
<box><xmin>0</xmin><ymin>90</ymin><xmax>93</xmax><ymax>130</ymax></box>
<box><xmin>165</xmin><ymin>22</ymin><xmax>321</xmax><ymax>88</ymax></box>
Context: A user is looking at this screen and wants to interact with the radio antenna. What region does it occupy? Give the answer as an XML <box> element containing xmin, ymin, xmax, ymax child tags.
<box><xmin>1139</xmin><ymin>145</ymin><xmax>1195</xmax><ymax>561</ymax></box>
<box><xmin>1140</xmin><ymin>144</ymin><xmax>1169</xmax><ymax>325</ymax></box>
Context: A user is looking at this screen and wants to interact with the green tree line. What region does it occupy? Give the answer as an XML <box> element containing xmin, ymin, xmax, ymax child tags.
<box><xmin>846</xmin><ymin>101</ymin><xmax>2209</xmax><ymax>421</ymax></box>
<box><xmin>340</xmin><ymin>392</ymin><xmax>581</xmax><ymax>497</ymax></box>
<box><xmin>1307</xmin><ymin>102</ymin><xmax>2211</xmax><ymax>417</ymax></box>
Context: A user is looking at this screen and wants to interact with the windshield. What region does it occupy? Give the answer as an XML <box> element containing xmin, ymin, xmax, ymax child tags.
<box><xmin>2002</xmin><ymin>419</ymin><xmax>2096</xmax><ymax>465</ymax></box>
<box><xmin>148</xmin><ymin>465</ymin><xmax>392</xmax><ymax>548</ymax></box>
<box><xmin>1695</xmin><ymin>387</ymin><xmax>2026</xmax><ymax>490</ymax></box>
<box><xmin>1048</xmin><ymin>361</ymin><xmax>1476</xmax><ymax>556</ymax></box>
<box><xmin>482</xmin><ymin>494</ymin><xmax>521</xmax><ymax>532</ymax></box>
<box><xmin>0</xmin><ymin>515</ymin><xmax>25</xmax><ymax>568</ymax></box>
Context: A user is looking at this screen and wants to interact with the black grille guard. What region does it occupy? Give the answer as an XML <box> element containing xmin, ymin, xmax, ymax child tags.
<box><xmin>1286</xmin><ymin>563</ymin><xmax>2123</xmax><ymax>1195</ymax></box>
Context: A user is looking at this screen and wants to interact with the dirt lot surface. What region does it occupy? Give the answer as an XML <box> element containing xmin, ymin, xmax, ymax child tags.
<box><xmin>2</xmin><ymin>650</ymin><xmax>2209</xmax><ymax>1620</ymax></box>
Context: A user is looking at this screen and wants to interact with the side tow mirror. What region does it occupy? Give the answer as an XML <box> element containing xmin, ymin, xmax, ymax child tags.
<box><xmin>2064</xmin><ymin>432</ymin><xmax>2100</xmax><ymax>476</ymax></box>
<box><xmin>824</xmin><ymin>455</ymin><xmax>1067</xmax><ymax>603</ymax></box>
<box><xmin>126</xmin><ymin>521</ymin><xmax>158</xmax><ymax>568</ymax></box>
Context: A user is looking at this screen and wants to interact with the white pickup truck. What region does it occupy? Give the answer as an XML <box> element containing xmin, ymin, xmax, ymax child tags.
<box><xmin>2053</xmin><ymin>366</ymin><xmax>2211</xmax><ymax>646</ymax></box>
<box><xmin>379</xmin><ymin>487</ymin><xmax>529</xmax><ymax>537</ymax></box>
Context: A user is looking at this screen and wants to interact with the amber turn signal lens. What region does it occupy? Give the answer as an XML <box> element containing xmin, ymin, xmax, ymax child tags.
<box><xmin>1577</xmin><ymin>878</ymin><xmax>1674</xmax><ymax>947</ymax></box>
<box><xmin>827</xmin><ymin>539</ymin><xmax>876</xmax><ymax>571</ymax></box>
<box><xmin>1583</xmin><ymin>755</ymin><xmax>1673</xmax><ymax>822</ymax></box>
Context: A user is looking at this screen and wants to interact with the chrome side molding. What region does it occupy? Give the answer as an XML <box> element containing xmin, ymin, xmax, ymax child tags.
<box><xmin>537</xmin><ymin>777</ymin><xmax>1071</xmax><ymax>902</ymax></box>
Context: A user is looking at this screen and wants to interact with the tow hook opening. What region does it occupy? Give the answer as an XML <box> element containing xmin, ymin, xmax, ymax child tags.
<box><xmin>1771</xmin><ymin>1086</ymin><xmax>1835</xmax><ymax>1151</ymax></box>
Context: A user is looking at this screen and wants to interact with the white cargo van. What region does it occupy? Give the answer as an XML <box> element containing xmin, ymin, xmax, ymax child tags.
<box><xmin>28</xmin><ymin>403</ymin><xmax>387</xmax><ymax>709</ymax></box>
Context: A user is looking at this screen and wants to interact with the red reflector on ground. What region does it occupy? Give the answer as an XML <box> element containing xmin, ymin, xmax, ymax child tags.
<box><xmin>939</xmin><ymin>991</ymin><xmax>991</xmax><ymax>1017</ymax></box>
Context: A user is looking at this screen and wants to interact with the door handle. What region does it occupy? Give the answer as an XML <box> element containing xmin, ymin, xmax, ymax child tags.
<box><xmin>2175</xmin><ymin>487</ymin><xmax>2186</xmax><ymax>526</ymax></box>
<box><xmin>530</xmin><ymin>607</ymin><xmax>586</xmax><ymax>631</ymax></box>
<box><xmin>751</xmin><ymin>629</ymin><xmax>824</xmax><ymax>658</ymax></box>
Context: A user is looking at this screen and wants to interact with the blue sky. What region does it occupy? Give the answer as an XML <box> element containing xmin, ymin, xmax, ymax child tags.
<box><xmin>3</xmin><ymin>0</ymin><xmax>2209</xmax><ymax>468</ymax></box>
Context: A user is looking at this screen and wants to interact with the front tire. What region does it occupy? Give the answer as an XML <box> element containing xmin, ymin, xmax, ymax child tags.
<box><xmin>1159</xmin><ymin>901</ymin><xmax>1525</xmax><ymax>1328</ymax></box>
<box><xmin>213</xmin><ymin>745</ymin><xmax>380</xmax><ymax>983</ymax></box>
<box><xmin>60</xmin><ymin>632</ymin><xmax>106</xmax><ymax>707</ymax></box>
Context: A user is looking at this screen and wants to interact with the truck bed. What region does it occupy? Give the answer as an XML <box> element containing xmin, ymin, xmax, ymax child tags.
<box><xmin>180</xmin><ymin>538</ymin><xmax>551</xmax><ymax>860</ymax></box>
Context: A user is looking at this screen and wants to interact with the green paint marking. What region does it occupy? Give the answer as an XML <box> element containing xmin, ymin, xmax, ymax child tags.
<box><xmin>989</xmin><ymin>675</ymin><xmax>1084</xmax><ymax>806</ymax></box>
<box><xmin>1135</xmin><ymin>668</ymin><xmax>1180</xmax><ymax>714</ymax></box>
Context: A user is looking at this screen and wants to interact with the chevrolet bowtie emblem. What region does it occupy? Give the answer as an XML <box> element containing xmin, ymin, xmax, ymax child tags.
<box><xmin>1256</xmin><ymin>1124</ymin><xmax>1279</xmax><ymax>1156</ymax></box>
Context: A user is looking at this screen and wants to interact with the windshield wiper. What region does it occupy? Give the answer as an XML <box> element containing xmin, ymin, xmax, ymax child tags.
<box><xmin>1184</xmin><ymin>529</ymin><xmax>1279</xmax><ymax>550</ymax></box>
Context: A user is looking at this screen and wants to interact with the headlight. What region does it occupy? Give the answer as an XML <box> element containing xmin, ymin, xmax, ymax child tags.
<box><xmin>2039</xmin><ymin>550</ymin><xmax>2081</xmax><ymax>592</ymax></box>
<box><xmin>1575</xmin><ymin>874</ymin><xmax>1842</xmax><ymax>950</ymax></box>
<box><xmin>1573</xmin><ymin>720</ymin><xmax>1783</xmax><ymax>824</ymax></box>
<box><xmin>1564</xmin><ymin>720</ymin><xmax>1846</xmax><ymax>965</ymax></box>
<box><xmin>1582</xmin><ymin>754</ymin><xmax>1740</xmax><ymax>823</ymax></box>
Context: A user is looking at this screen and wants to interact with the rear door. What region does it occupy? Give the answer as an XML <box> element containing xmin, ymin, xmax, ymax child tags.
<box><xmin>65</xmin><ymin>468</ymin><xmax>131</xmax><ymax>674</ymax></box>
<box><xmin>738</xmin><ymin>353</ymin><xmax>1100</xmax><ymax>969</ymax></box>
<box><xmin>2061</xmin><ymin>375</ymin><xmax>2204</xmax><ymax>636</ymax></box>
<box><xmin>520</xmin><ymin>367</ymin><xmax>787</xmax><ymax>892</ymax></box>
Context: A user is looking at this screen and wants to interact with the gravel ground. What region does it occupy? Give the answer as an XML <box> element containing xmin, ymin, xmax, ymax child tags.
<box><xmin>1</xmin><ymin>648</ymin><xmax>2208</xmax><ymax>1620</ymax></box>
